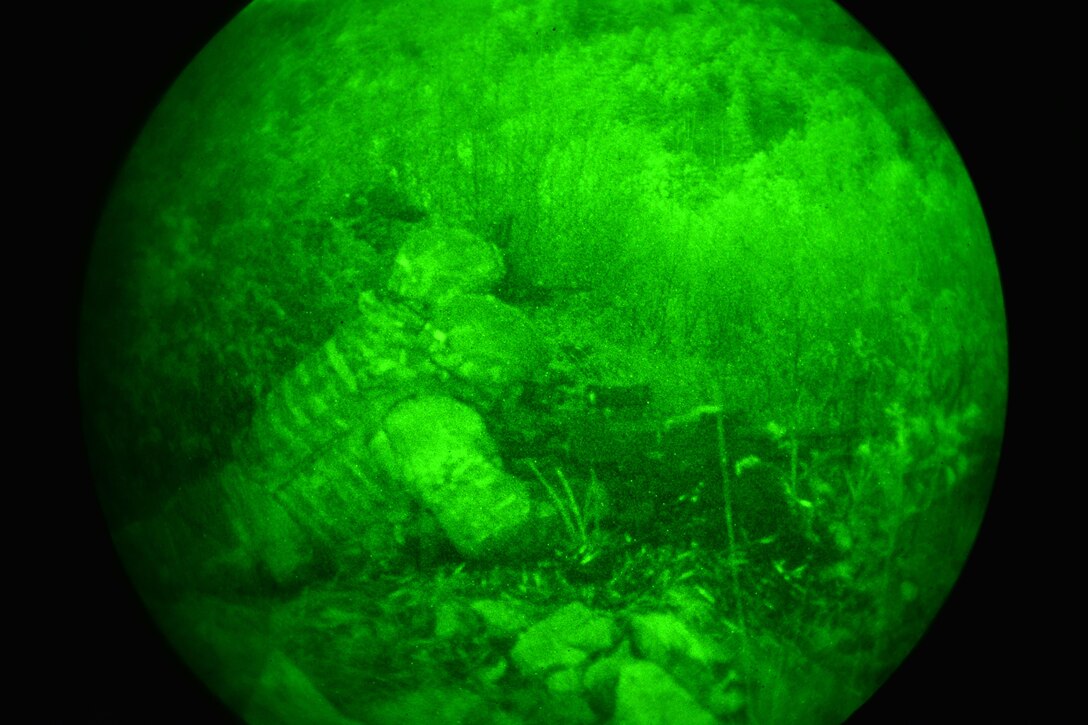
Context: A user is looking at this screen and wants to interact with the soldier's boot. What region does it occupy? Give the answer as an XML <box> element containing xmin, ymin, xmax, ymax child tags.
<box><xmin>217</xmin><ymin>462</ymin><xmax>319</xmax><ymax>594</ymax></box>
<box><xmin>374</xmin><ymin>395</ymin><xmax>563</xmax><ymax>562</ymax></box>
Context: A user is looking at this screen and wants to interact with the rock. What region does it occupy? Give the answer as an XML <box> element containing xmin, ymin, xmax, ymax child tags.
<box><xmin>549</xmin><ymin>602</ymin><xmax>620</xmax><ymax>653</ymax></box>
<box><xmin>511</xmin><ymin>602</ymin><xmax>619</xmax><ymax>677</ymax></box>
<box><xmin>366</xmin><ymin>687</ymin><xmax>485</xmax><ymax>725</ymax></box>
<box><xmin>434</xmin><ymin>600</ymin><xmax>469</xmax><ymax>640</ymax></box>
<box><xmin>477</xmin><ymin>657</ymin><xmax>508</xmax><ymax>685</ymax></box>
<box><xmin>613</xmin><ymin>660</ymin><xmax>717</xmax><ymax>725</ymax></box>
<box><xmin>630</xmin><ymin>612</ymin><xmax>728</xmax><ymax>668</ymax></box>
<box><xmin>517</xmin><ymin>691</ymin><xmax>596</xmax><ymax>725</ymax></box>
<box><xmin>548</xmin><ymin>694</ymin><xmax>597</xmax><ymax>724</ymax></box>
<box><xmin>160</xmin><ymin>595</ymin><xmax>277</xmax><ymax>717</ymax></box>
<box><xmin>583</xmin><ymin>640</ymin><xmax>634</xmax><ymax>691</ymax></box>
<box><xmin>471</xmin><ymin>598</ymin><xmax>534</xmax><ymax>638</ymax></box>
<box><xmin>707</xmin><ymin>678</ymin><xmax>747</xmax><ymax>718</ymax></box>
<box><xmin>546</xmin><ymin>667</ymin><xmax>584</xmax><ymax>694</ymax></box>
<box><xmin>242</xmin><ymin>651</ymin><xmax>359</xmax><ymax>725</ymax></box>
<box><xmin>513</xmin><ymin>633</ymin><xmax>587</xmax><ymax>676</ymax></box>
<box><xmin>583</xmin><ymin>640</ymin><xmax>636</xmax><ymax>716</ymax></box>
<box><xmin>629</xmin><ymin>612</ymin><xmax>731</xmax><ymax>709</ymax></box>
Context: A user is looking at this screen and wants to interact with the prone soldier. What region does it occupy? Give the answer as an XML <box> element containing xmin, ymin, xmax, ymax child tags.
<box><xmin>220</xmin><ymin>224</ymin><xmax>561</xmax><ymax>588</ymax></box>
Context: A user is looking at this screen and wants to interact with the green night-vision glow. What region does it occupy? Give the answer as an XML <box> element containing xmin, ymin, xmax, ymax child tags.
<box><xmin>79</xmin><ymin>1</ymin><xmax>1007</xmax><ymax>722</ymax></box>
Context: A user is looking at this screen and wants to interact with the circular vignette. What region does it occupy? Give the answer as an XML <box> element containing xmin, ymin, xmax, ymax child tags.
<box><xmin>71</xmin><ymin>2</ymin><xmax>1021</xmax><ymax>722</ymax></box>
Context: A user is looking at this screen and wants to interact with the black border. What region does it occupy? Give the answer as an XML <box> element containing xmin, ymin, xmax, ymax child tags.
<box><xmin>67</xmin><ymin>4</ymin><xmax>250</xmax><ymax>722</ymax></box>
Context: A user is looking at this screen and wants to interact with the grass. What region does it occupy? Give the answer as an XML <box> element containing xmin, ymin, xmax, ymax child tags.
<box><xmin>524</xmin><ymin>459</ymin><xmax>603</xmax><ymax>565</ymax></box>
<box><xmin>135</xmin><ymin>371</ymin><xmax>996</xmax><ymax>724</ymax></box>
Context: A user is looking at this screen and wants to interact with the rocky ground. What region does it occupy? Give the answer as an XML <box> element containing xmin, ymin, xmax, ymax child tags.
<box><xmin>152</xmin><ymin>527</ymin><xmax>864</xmax><ymax>725</ymax></box>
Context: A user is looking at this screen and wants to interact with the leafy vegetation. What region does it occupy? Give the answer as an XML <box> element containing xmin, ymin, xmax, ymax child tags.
<box><xmin>81</xmin><ymin>0</ymin><xmax>1006</xmax><ymax>722</ymax></box>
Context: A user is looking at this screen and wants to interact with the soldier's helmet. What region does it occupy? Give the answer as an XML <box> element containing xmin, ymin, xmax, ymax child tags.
<box><xmin>387</xmin><ymin>225</ymin><xmax>505</xmax><ymax>305</ymax></box>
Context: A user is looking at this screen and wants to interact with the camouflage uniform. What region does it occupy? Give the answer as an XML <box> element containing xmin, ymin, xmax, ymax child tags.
<box><xmin>223</xmin><ymin>225</ymin><xmax>554</xmax><ymax>585</ymax></box>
